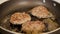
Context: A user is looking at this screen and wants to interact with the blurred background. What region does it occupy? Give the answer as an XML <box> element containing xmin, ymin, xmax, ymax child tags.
<box><xmin>0</xmin><ymin>0</ymin><xmax>60</xmax><ymax>4</ymax></box>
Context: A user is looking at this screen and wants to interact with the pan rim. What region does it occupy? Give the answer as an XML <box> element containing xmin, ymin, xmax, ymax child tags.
<box><xmin>0</xmin><ymin>26</ymin><xmax>60</xmax><ymax>34</ymax></box>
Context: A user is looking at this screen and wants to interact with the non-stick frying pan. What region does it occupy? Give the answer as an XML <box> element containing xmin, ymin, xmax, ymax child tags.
<box><xmin>0</xmin><ymin>0</ymin><xmax>60</xmax><ymax>34</ymax></box>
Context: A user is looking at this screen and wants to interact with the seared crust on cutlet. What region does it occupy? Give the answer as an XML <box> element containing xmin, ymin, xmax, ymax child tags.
<box><xmin>10</xmin><ymin>12</ymin><xmax>31</xmax><ymax>24</ymax></box>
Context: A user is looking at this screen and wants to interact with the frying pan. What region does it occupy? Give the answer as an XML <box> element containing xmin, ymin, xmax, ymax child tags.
<box><xmin>0</xmin><ymin>0</ymin><xmax>60</xmax><ymax>34</ymax></box>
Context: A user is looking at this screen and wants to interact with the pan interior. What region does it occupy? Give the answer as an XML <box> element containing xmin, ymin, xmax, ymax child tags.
<box><xmin>0</xmin><ymin>5</ymin><xmax>60</xmax><ymax>34</ymax></box>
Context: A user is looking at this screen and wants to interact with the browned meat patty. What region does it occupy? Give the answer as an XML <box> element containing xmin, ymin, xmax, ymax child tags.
<box><xmin>22</xmin><ymin>21</ymin><xmax>46</xmax><ymax>34</ymax></box>
<box><xmin>30</xmin><ymin>6</ymin><xmax>54</xmax><ymax>18</ymax></box>
<box><xmin>10</xmin><ymin>12</ymin><xmax>31</xmax><ymax>24</ymax></box>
